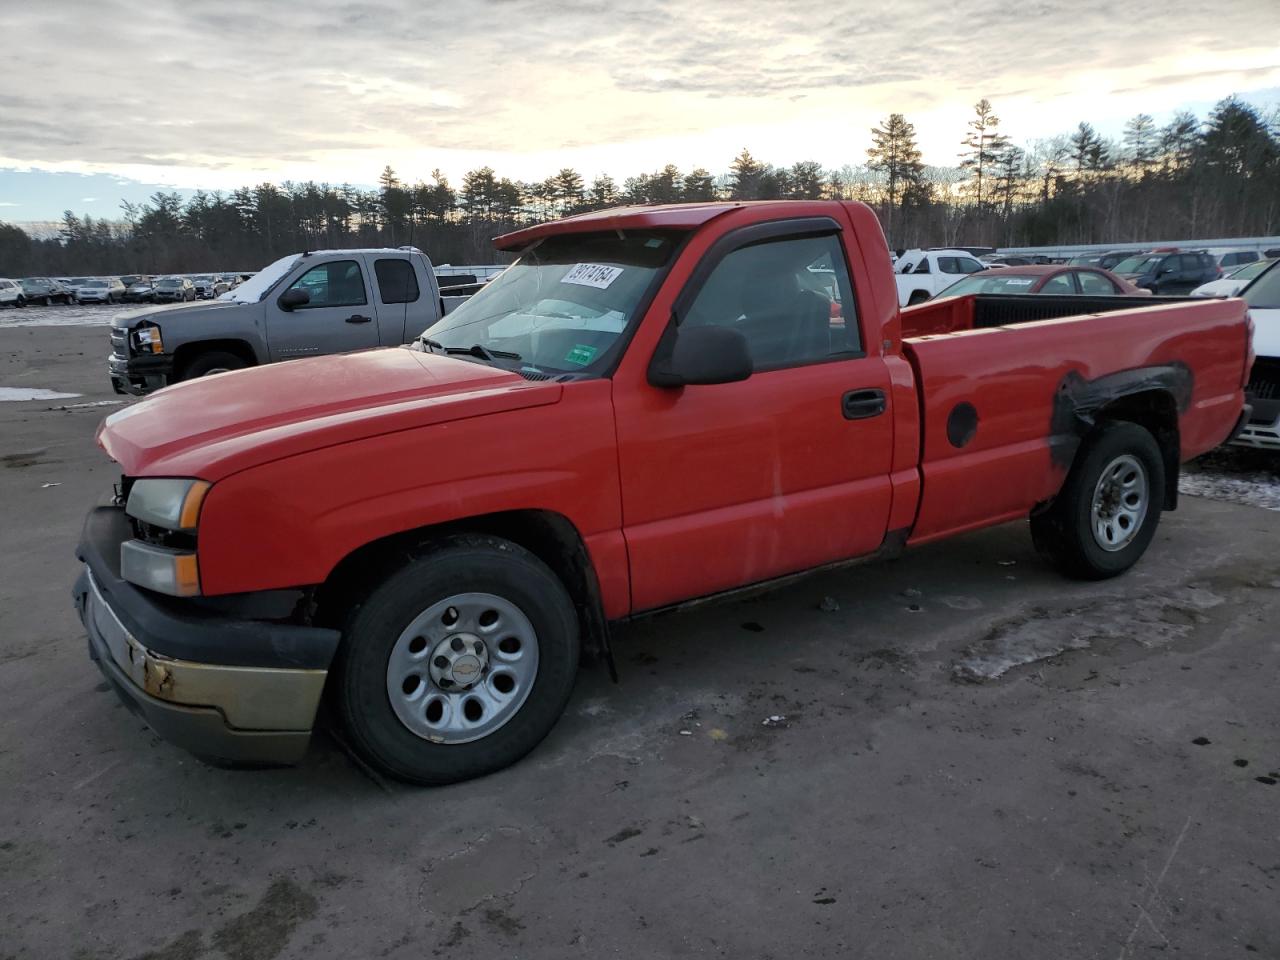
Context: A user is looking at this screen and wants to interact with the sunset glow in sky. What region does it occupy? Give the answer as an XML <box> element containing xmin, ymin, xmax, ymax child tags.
<box><xmin>2</xmin><ymin>0</ymin><xmax>1279</xmax><ymax>219</ymax></box>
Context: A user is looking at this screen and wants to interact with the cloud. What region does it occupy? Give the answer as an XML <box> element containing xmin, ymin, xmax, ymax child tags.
<box><xmin>81</xmin><ymin>197</ymin><xmax>97</xmax><ymax>202</ymax></box>
<box><xmin>0</xmin><ymin>0</ymin><xmax>1277</xmax><ymax>197</ymax></box>
<box><xmin>0</xmin><ymin>201</ymin><xmax>19</xmax><ymax>207</ymax></box>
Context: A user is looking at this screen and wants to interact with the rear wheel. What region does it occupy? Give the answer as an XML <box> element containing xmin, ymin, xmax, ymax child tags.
<box><xmin>178</xmin><ymin>350</ymin><xmax>246</xmax><ymax>380</ymax></box>
<box><xmin>333</xmin><ymin>535</ymin><xmax>580</xmax><ymax>785</ymax></box>
<box><xmin>1030</xmin><ymin>421</ymin><xmax>1165</xmax><ymax>580</ymax></box>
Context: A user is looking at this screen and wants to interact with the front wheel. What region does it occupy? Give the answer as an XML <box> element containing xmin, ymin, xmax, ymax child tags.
<box><xmin>1031</xmin><ymin>421</ymin><xmax>1165</xmax><ymax>580</ymax></box>
<box><xmin>333</xmin><ymin>534</ymin><xmax>580</xmax><ymax>784</ymax></box>
<box><xmin>14</xmin><ymin>296</ymin><xmax>24</xmax><ymax>308</ymax></box>
<box><xmin>178</xmin><ymin>350</ymin><xmax>246</xmax><ymax>380</ymax></box>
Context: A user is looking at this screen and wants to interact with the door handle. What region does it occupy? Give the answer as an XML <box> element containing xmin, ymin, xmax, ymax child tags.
<box><xmin>842</xmin><ymin>388</ymin><xmax>886</xmax><ymax>420</ymax></box>
<box><xmin>345</xmin><ymin>314</ymin><xmax>372</xmax><ymax>323</ymax></box>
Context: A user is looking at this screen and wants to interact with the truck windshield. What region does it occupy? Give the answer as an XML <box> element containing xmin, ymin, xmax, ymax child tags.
<box><xmin>1242</xmin><ymin>261</ymin><xmax>1280</xmax><ymax>309</ymax></box>
<box><xmin>420</xmin><ymin>230</ymin><xmax>682</xmax><ymax>374</ymax></box>
<box><xmin>225</xmin><ymin>254</ymin><xmax>301</xmax><ymax>303</ymax></box>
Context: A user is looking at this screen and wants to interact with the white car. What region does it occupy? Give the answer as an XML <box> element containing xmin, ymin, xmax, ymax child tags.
<box><xmin>76</xmin><ymin>278</ymin><xmax>127</xmax><ymax>304</ymax></box>
<box><xmin>1191</xmin><ymin>258</ymin><xmax>1275</xmax><ymax>298</ymax></box>
<box><xmin>1208</xmin><ymin>248</ymin><xmax>1262</xmax><ymax>273</ymax></box>
<box><xmin>894</xmin><ymin>249</ymin><xmax>988</xmax><ymax>306</ymax></box>
<box><xmin>0</xmin><ymin>278</ymin><xmax>24</xmax><ymax>307</ymax></box>
<box><xmin>1235</xmin><ymin>260</ymin><xmax>1280</xmax><ymax>450</ymax></box>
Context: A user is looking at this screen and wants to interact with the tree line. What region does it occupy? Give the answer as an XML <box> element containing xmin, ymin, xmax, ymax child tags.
<box><xmin>0</xmin><ymin>95</ymin><xmax>1276</xmax><ymax>277</ymax></box>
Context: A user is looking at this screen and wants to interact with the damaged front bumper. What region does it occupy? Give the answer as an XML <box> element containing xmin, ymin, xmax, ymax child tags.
<box><xmin>108</xmin><ymin>352</ymin><xmax>172</xmax><ymax>395</ymax></box>
<box><xmin>73</xmin><ymin>506</ymin><xmax>341</xmax><ymax>765</ymax></box>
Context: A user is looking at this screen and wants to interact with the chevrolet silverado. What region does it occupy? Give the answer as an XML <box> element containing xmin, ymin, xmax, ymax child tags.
<box><xmin>74</xmin><ymin>201</ymin><xmax>1253</xmax><ymax>785</ymax></box>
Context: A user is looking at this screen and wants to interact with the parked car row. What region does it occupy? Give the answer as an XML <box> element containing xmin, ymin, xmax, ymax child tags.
<box><xmin>0</xmin><ymin>272</ymin><xmax>250</xmax><ymax>308</ymax></box>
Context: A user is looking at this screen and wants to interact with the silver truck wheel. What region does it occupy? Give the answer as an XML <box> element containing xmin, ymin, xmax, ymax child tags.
<box><xmin>1090</xmin><ymin>454</ymin><xmax>1148</xmax><ymax>552</ymax></box>
<box><xmin>385</xmin><ymin>592</ymin><xmax>540</xmax><ymax>744</ymax></box>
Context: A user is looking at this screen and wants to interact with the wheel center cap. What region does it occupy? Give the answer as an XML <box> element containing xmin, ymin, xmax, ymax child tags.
<box><xmin>451</xmin><ymin>654</ymin><xmax>482</xmax><ymax>685</ymax></box>
<box><xmin>428</xmin><ymin>633</ymin><xmax>489</xmax><ymax>690</ymax></box>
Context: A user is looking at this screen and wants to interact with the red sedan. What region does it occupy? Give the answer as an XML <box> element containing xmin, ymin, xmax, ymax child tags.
<box><xmin>934</xmin><ymin>264</ymin><xmax>1150</xmax><ymax>299</ymax></box>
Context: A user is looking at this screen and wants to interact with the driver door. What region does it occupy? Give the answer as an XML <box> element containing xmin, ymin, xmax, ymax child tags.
<box><xmin>613</xmin><ymin>222</ymin><xmax>895</xmax><ymax>612</ymax></box>
<box><xmin>265</xmin><ymin>258</ymin><xmax>381</xmax><ymax>360</ymax></box>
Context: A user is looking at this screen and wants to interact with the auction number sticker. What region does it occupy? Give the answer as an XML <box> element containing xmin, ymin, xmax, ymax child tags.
<box><xmin>1004</xmin><ymin>278</ymin><xmax>1034</xmax><ymax>286</ymax></box>
<box><xmin>561</xmin><ymin>263</ymin><xmax>623</xmax><ymax>289</ymax></box>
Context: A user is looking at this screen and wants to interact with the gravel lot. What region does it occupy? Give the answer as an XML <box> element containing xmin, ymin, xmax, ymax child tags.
<box><xmin>1</xmin><ymin>324</ymin><xmax>1278</xmax><ymax>959</ymax></box>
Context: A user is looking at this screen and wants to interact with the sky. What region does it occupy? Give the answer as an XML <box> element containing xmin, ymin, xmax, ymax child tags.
<box><xmin>2</xmin><ymin>0</ymin><xmax>1280</xmax><ymax>224</ymax></box>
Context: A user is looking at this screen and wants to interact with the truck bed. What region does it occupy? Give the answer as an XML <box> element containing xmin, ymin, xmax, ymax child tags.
<box><xmin>898</xmin><ymin>295</ymin><xmax>1250</xmax><ymax>545</ymax></box>
<box><xmin>900</xmin><ymin>293</ymin><xmax>1185</xmax><ymax>338</ymax></box>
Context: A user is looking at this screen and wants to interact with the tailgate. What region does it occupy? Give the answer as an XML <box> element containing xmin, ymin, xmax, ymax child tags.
<box><xmin>903</xmin><ymin>299</ymin><xmax>1248</xmax><ymax>545</ymax></box>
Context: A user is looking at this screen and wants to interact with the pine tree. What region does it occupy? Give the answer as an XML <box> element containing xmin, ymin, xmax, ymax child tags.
<box><xmin>866</xmin><ymin>113</ymin><xmax>924</xmax><ymax>235</ymax></box>
<box><xmin>1123</xmin><ymin>114</ymin><xmax>1158</xmax><ymax>173</ymax></box>
<box><xmin>682</xmin><ymin>168</ymin><xmax>716</xmax><ymax>201</ymax></box>
<box><xmin>959</xmin><ymin>99</ymin><xmax>1009</xmax><ymax>208</ymax></box>
<box><xmin>729</xmin><ymin>148</ymin><xmax>763</xmax><ymax>199</ymax></box>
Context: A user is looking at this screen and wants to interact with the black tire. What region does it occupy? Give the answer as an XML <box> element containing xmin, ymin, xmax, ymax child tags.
<box><xmin>1030</xmin><ymin>421</ymin><xmax>1165</xmax><ymax>580</ymax></box>
<box><xmin>178</xmin><ymin>350</ymin><xmax>247</xmax><ymax>380</ymax></box>
<box><xmin>907</xmin><ymin>290</ymin><xmax>929</xmax><ymax>306</ymax></box>
<box><xmin>333</xmin><ymin>534</ymin><xmax>580</xmax><ymax>785</ymax></box>
<box><xmin>14</xmin><ymin>296</ymin><xmax>24</xmax><ymax>308</ymax></box>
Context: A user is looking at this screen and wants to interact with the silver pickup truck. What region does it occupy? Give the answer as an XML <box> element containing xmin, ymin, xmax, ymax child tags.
<box><xmin>108</xmin><ymin>248</ymin><xmax>460</xmax><ymax>394</ymax></box>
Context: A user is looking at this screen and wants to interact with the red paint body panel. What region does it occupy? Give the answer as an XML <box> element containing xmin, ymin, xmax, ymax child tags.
<box><xmin>92</xmin><ymin>200</ymin><xmax>1250</xmax><ymax>621</ymax></box>
<box><xmin>904</xmin><ymin>298</ymin><xmax>1247</xmax><ymax>544</ymax></box>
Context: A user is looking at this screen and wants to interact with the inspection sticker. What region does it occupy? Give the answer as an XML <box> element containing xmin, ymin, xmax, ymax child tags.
<box><xmin>561</xmin><ymin>263</ymin><xmax>623</xmax><ymax>289</ymax></box>
<box><xmin>565</xmin><ymin>344</ymin><xmax>599</xmax><ymax>366</ymax></box>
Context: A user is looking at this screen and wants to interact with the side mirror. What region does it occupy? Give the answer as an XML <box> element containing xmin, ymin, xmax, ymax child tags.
<box><xmin>648</xmin><ymin>324</ymin><xmax>752</xmax><ymax>388</ymax></box>
<box><xmin>278</xmin><ymin>288</ymin><xmax>310</xmax><ymax>311</ymax></box>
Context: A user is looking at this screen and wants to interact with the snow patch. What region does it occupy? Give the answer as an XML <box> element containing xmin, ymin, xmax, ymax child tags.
<box><xmin>1178</xmin><ymin>471</ymin><xmax>1280</xmax><ymax>511</ymax></box>
<box><xmin>0</xmin><ymin>387</ymin><xmax>81</xmax><ymax>401</ymax></box>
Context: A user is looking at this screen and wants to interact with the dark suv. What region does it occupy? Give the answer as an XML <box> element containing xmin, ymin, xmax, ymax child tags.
<box><xmin>1112</xmin><ymin>251</ymin><xmax>1220</xmax><ymax>294</ymax></box>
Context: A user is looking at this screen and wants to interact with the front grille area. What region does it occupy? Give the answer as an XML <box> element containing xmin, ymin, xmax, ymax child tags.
<box><xmin>1247</xmin><ymin>357</ymin><xmax>1280</xmax><ymax>401</ymax></box>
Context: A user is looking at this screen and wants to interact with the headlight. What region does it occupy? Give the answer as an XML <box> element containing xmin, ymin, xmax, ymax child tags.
<box><xmin>120</xmin><ymin>540</ymin><xmax>200</xmax><ymax>597</ymax></box>
<box><xmin>132</xmin><ymin>324</ymin><xmax>164</xmax><ymax>354</ymax></box>
<box><xmin>125</xmin><ymin>478</ymin><xmax>210</xmax><ymax>531</ymax></box>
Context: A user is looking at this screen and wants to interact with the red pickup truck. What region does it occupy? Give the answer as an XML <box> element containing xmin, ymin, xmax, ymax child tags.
<box><xmin>74</xmin><ymin>201</ymin><xmax>1253</xmax><ymax>784</ymax></box>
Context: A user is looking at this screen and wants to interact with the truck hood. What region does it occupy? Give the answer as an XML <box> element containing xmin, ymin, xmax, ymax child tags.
<box><xmin>112</xmin><ymin>299</ymin><xmax>244</xmax><ymax>329</ymax></box>
<box><xmin>98</xmin><ymin>347</ymin><xmax>561</xmax><ymax>479</ymax></box>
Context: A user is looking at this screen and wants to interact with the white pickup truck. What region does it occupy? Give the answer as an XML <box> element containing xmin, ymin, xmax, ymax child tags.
<box><xmin>894</xmin><ymin>249</ymin><xmax>987</xmax><ymax>306</ymax></box>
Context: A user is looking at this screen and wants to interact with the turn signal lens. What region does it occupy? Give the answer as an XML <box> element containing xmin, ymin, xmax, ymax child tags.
<box><xmin>120</xmin><ymin>541</ymin><xmax>201</xmax><ymax>597</ymax></box>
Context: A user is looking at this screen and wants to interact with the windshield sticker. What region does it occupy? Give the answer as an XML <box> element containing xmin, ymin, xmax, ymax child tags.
<box><xmin>1003</xmin><ymin>278</ymin><xmax>1034</xmax><ymax>286</ymax></box>
<box><xmin>561</xmin><ymin>263</ymin><xmax>623</xmax><ymax>289</ymax></box>
<box><xmin>565</xmin><ymin>344</ymin><xmax>599</xmax><ymax>366</ymax></box>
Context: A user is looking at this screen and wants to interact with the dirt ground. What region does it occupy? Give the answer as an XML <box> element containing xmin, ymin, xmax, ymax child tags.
<box><xmin>1</xmin><ymin>323</ymin><xmax>1278</xmax><ymax>959</ymax></box>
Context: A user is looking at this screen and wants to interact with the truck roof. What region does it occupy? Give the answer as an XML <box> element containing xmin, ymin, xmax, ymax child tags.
<box><xmin>494</xmin><ymin>201</ymin><xmax>829</xmax><ymax>251</ymax></box>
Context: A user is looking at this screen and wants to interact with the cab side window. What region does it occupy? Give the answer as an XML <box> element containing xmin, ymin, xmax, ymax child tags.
<box><xmin>374</xmin><ymin>258</ymin><xmax>420</xmax><ymax>305</ymax></box>
<box><xmin>681</xmin><ymin>233</ymin><xmax>862</xmax><ymax>370</ymax></box>
<box><xmin>286</xmin><ymin>260</ymin><xmax>367</xmax><ymax>308</ymax></box>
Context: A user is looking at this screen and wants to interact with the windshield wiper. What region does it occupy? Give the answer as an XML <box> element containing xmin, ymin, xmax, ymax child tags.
<box><xmin>444</xmin><ymin>343</ymin><xmax>522</xmax><ymax>362</ymax></box>
<box><xmin>418</xmin><ymin>335</ymin><xmax>445</xmax><ymax>352</ymax></box>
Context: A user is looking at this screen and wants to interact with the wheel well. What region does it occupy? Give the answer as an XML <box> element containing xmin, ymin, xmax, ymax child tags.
<box><xmin>317</xmin><ymin>510</ymin><xmax>611</xmax><ymax>666</ymax></box>
<box><xmin>1094</xmin><ymin>389</ymin><xmax>1180</xmax><ymax>509</ymax></box>
<box><xmin>172</xmin><ymin>339</ymin><xmax>257</xmax><ymax>378</ymax></box>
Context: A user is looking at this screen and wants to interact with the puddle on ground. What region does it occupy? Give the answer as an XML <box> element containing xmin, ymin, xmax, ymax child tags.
<box><xmin>0</xmin><ymin>387</ymin><xmax>82</xmax><ymax>402</ymax></box>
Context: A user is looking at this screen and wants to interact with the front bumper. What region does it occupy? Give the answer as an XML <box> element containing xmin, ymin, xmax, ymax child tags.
<box><xmin>108</xmin><ymin>350</ymin><xmax>173</xmax><ymax>395</ymax></box>
<box><xmin>73</xmin><ymin>506</ymin><xmax>341</xmax><ymax>765</ymax></box>
<box><xmin>1232</xmin><ymin>398</ymin><xmax>1280</xmax><ymax>450</ymax></box>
